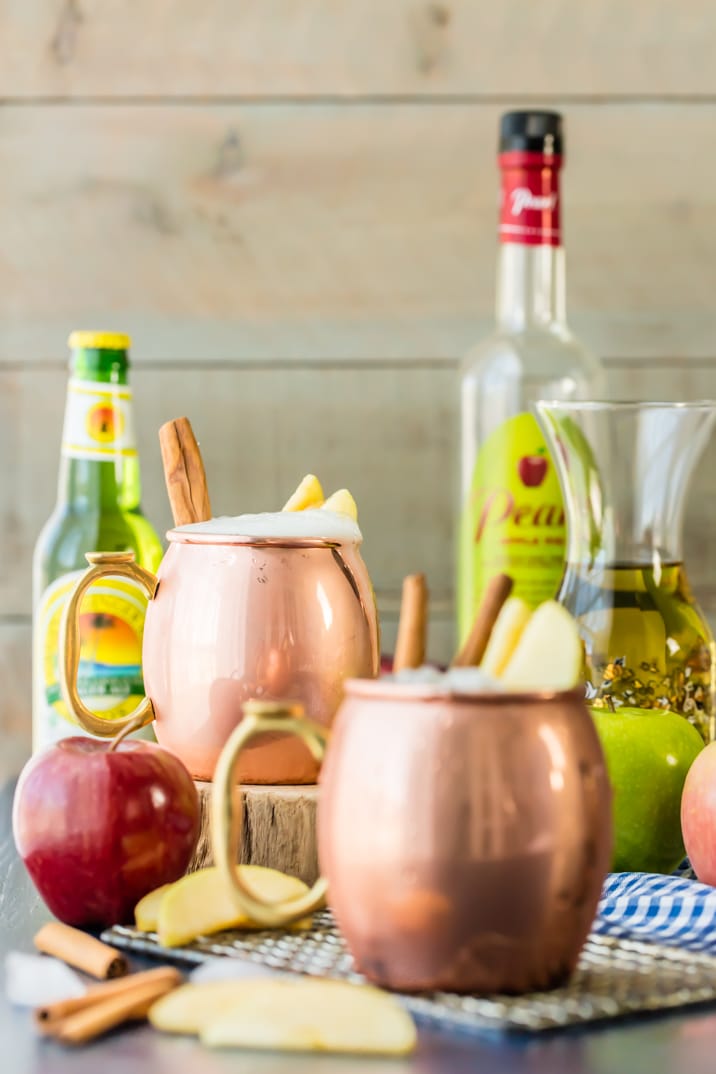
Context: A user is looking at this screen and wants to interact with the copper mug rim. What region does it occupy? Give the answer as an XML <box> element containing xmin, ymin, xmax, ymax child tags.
<box><xmin>166</xmin><ymin>528</ymin><xmax>361</xmax><ymax>548</ymax></box>
<box><xmin>342</xmin><ymin>678</ymin><xmax>587</xmax><ymax>706</ymax></box>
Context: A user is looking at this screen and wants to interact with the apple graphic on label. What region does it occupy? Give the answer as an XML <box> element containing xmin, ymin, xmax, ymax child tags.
<box><xmin>87</xmin><ymin>404</ymin><xmax>118</xmax><ymax>442</ymax></box>
<box><xmin>591</xmin><ymin>707</ymin><xmax>704</xmax><ymax>874</ymax></box>
<box><xmin>13</xmin><ymin>737</ymin><xmax>200</xmax><ymax>928</ymax></box>
<box><xmin>518</xmin><ymin>452</ymin><xmax>548</xmax><ymax>488</ymax></box>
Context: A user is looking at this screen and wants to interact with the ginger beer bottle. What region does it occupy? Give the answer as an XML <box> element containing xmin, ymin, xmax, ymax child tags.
<box><xmin>457</xmin><ymin>111</ymin><xmax>605</xmax><ymax>643</ymax></box>
<box><xmin>32</xmin><ymin>332</ymin><xmax>163</xmax><ymax>751</ymax></box>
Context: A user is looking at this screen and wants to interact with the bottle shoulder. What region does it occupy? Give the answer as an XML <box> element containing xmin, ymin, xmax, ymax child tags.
<box><xmin>34</xmin><ymin>505</ymin><xmax>163</xmax><ymax>580</ymax></box>
<box><xmin>460</xmin><ymin>325</ymin><xmax>604</xmax><ymax>397</ymax></box>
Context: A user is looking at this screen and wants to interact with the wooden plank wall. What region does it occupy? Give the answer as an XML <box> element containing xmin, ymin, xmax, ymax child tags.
<box><xmin>2</xmin><ymin>1</ymin><xmax>716</xmax><ymax>777</ymax></box>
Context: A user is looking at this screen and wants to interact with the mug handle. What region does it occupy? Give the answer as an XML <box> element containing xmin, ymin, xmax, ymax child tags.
<box><xmin>212</xmin><ymin>699</ymin><xmax>329</xmax><ymax>927</ymax></box>
<box><xmin>58</xmin><ymin>551</ymin><xmax>159</xmax><ymax>738</ymax></box>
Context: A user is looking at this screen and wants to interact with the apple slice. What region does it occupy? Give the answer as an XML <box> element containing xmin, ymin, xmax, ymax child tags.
<box><xmin>135</xmin><ymin>883</ymin><xmax>173</xmax><ymax>932</ymax></box>
<box><xmin>321</xmin><ymin>488</ymin><xmax>358</xmax><ymax>521</ymax></box>
<box><xmin>501</xmin><ymin>600</ymin><xmax>583</xmax><ymax>691</ymax></box>
<box><xmin>157</xmin><ymin>865</ymin><xmax>311</xmax><ymax>947</ymax></box>
<box><xmin>282</xmin><ymin>474</ymin><xmax>324</xmax><ymax>512</ymax></box>
<box><xmin>150</xmin><ymin>979</ymin><xmax>279</xmax><ymax>1035</ymax></box>
<box><xmin>480</xmin><ymin>597</ymin><xmax>532</xmax><ymax>677</ymax></box>
<box><xmin>156</xmin><ymin>978</ymin><xmax>416</xmax><ymax>1055</ymax></box>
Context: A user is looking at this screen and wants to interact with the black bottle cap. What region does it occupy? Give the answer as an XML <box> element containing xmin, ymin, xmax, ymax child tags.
<box><xmin>499</xmin><ymin>111</ymin><xmax>563</xmax><ymax>156</ymax></box>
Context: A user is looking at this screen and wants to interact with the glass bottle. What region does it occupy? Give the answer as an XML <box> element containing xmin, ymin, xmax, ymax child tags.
<box><xmin>32</xmin><ymin>332</ymin><xmax>163</xmax><ymax>751</ymax></box>
<box><xmin>537</xmin><ymin>400</ymin><xmax>716</xmax><ymax>743</ymax></box>
<box><xmin>457</xmin><ymin>111</ymin><xmax>605</xmax><ymax>643</ymax></box>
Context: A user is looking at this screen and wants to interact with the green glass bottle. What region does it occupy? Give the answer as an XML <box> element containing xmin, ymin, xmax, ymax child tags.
<box><xmin>32</xmin><ymin>332</ymin><xmax>163</xmax><ymax>752</ymax></box>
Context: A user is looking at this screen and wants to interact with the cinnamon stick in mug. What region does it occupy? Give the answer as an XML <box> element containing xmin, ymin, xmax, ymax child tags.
<box><xmin>34</xmin><ymin>923</ymin><xmax>127</xmax><ymax>980</ymax></box>
<box><xmin>393</xmin><ymin>574</ymin><xmax>429</xmax><ymax>672</ymax></box>
<box><xmin>159</xmin><ymin>416</ymin><xmax>212</xmax><ymax>526</ymax></box>
<box><xmin>452</xmin><ymin>573</ymin><xmax>513</xmax><ymax>668</ymax></box>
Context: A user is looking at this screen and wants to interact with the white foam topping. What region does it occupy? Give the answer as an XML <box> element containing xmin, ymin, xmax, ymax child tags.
<box><xmin>386</xmin><ymin>666</ymin><xmax>502</xmax><ymax>693</ymax></box>
<box><xmin>174</xmin><ymin>509</ymin><xmax>362</xmax><ymax>542</ymax></box>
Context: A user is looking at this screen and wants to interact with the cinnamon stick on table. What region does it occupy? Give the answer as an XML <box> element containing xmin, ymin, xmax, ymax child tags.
<box><xmin>35</xmin><ymin>966</ymin><xmax>181</xmax><ymax>1030</ymax></box>
<box><xmin>452</xmin><ymin>573</ymin><xmax>514</xmax><ymax>668</ymax></box>
<box><xmin>36</xmin><ymin>966</ymin><xmax>182</xmax><ymax>1046</ymax></box>
<box><xmin>159</xmin><ymin>416</ymin><xmax>212</xmax><ymax>527</ymax></box>
<box><xmin>393</xmin><ymin>574</ymin><xmax>429</xmax><ymax>673</ymax></box>
<box><xmin>34</xmin><ymin>922</ymin><xmax>127</xmax><ymax>980</ymax></box>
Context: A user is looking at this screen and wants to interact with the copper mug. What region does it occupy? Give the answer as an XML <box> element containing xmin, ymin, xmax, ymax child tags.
<box><xmin>213</xmin><ymin>684</ymin><xmax>613</xmax><ymax>994</ymax></box>
<box><xmin>58</xmin><ymin>528</ymin><xmax>379</xmax><ymax>783</ymax></box>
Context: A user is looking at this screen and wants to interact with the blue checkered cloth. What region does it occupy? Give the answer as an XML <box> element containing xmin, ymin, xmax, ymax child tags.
<box><xmin>595</xmin><ymin>867</ymin><xmax>716</xmax><ymax>953</ymax></box>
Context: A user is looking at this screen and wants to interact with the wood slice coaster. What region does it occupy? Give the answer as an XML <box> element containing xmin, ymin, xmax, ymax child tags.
<box><xmin>190</xmin><ymin>782</ymin><xmax>320</xmax><ymax>886</ymax></box>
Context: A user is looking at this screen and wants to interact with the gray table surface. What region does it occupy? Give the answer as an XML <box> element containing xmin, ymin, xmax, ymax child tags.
<box><xmin>4</xmin><ymin>779</ymin><xmax>716</xmax><ymax>1074</ymax></box>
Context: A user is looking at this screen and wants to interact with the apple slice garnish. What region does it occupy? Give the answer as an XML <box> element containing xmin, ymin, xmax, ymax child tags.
<box><xmin>480</xmin><ymin>597</ymin><xmax>532</xmax><ymax>677</ymax></box>
<box><xmin>282</xmin><ymin>474</ymin><xmax>324</xmax><ymax>511</ymax></box>
<box><xmin>501</xmin><ymin>600</ymin><xmax>583</xmax><ymax>691</ymax></box>
<box><xmin>151</xmin><ymin>864</ymin><xmax>312</xmax><ymax>947</ymax></box>
<box><xmin>321</xmin><ymin>488</ymin><xmax>358</xmax><ymax>521</ymax></box>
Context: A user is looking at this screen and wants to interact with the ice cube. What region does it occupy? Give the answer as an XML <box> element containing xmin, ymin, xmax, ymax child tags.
<box><xmin>5</xmin><ymin>952</ymin><xmax>86</xmax><ymax>1008</ymax></box>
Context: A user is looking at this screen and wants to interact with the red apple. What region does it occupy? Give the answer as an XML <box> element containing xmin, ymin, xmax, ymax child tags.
<box><xmin>518</xmin><ymin>454</ymin><xmax>548</xmax><ymax>487</ymax></box>
<box><xmin>681</xmin><ymin>742</ymin><xmax>716</xmax><ymax>885</ymax></box>
<box><xmin>12</xmin><ymin>737</ymin><xmax>200</xmax><ymax>928</ymax></box>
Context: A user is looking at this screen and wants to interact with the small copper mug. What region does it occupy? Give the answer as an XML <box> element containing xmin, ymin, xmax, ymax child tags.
<box><xmin>58</xmin><ymin>528</ymin><xmax>379</xmax><ymax>783</ymax></box>
<box><xmin>213</xmin><ymin>685</ymin><xmax>612</xmax><ymax>994</ymax></box>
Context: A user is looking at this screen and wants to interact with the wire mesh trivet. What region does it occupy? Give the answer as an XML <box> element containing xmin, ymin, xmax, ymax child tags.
<box><xmin>102</xmin><ymin>909</ymin><xmax>716</xmax><ymax>1034</ymax></box>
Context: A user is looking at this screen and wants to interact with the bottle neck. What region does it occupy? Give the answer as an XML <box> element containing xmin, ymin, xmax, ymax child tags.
<box><xmin>57</xmin><ymin>349</ymin><xmax>141</xmax><ymax>512</ymax></box>
<box><xmin>495</xmin><ymin>150</ymin><xmax>566</xmax><ymax>331</ymax></box>
<box><xmin>495</xmin><ymin>243</ymin><xmax>567</xmax><ymax>331</ymax></box>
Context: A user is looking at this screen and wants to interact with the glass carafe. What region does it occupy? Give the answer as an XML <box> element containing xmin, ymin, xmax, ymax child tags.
<box><xmin>536</xmin><ymin>401</ymin><xmax>716</xmax><ymax>743</ymax></box>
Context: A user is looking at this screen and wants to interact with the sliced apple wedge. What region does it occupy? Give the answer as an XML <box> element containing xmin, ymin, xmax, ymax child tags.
<box><xmin>321</xmin><ymin>488</ymin><xmax>358</xmax><ymax>521</ymax></box>
<box><xmin>134</xmin><ymin>883</ymin><xmax>173</xmax><ymax>932</ymax></box>
<box><xmin>150</xmin><ymin>979</ymin><xmax>279</xmax><ymax>1035</ymax></box>
<box><xmin>157</xmin><ymin>865</ymin><xmax>311</xmax><ymax>948</ymax></box>
<box><xmin>178</xmin><ymin>978</ymin><xmax>417</xmax><ymax>1055</ymax></box>
<box><xmin>501</xmin><ymin>600</ymin><xmax>583</xmax><ymax>691</ymax></box>
<box><xmin>282</xmin><ymin>474</ymin><xmax>324</xmax><ymax>511</ymax></box>
<box><xmin>480</xmin><ymin>597</ymin><xmax>532</xmax><ymax>677</ymax></box>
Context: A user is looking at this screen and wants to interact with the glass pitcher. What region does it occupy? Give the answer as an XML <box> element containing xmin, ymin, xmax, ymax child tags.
<box><xmin>536</xmin><ymin>401</ymin><xmax>716</xmax><ymax>743</ymax></box>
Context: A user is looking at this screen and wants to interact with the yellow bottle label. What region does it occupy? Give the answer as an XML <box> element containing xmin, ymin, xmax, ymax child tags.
<box><xmin>458</xmin><ymin>412</ymin><xmax>566</xmax><ymax>642</ymax></box>
<box><xmin>33</xmin><ymin>571</ymin><xmax>150</xmax><ymax>751</ymax></box>
<box><xmin>61</xmin><ymin>378</ymin><xmax>137</xmax><ymax>460</ymax></box>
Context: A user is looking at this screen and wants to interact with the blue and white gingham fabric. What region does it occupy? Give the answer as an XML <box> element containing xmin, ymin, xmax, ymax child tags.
<box><xmin>595</xmin><ymin>868</ymin><xmax>716</xmax><ymax>953</ymax></box>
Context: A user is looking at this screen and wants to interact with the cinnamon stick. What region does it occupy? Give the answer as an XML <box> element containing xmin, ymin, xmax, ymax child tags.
<box><xmin>34</xmin><ymin>923</ymin><xmax>127</xmax><ymax>980</ymax></box>
<box><xmin>452</xmin><ymin>573</ymin><xmax>514</xmax><ymax>668</ymax></box>
<box><xmin>36</xmin><ymin>966</ymin><xmax>181</xmax><ymax>1030</ymax></box>
<box><xmin>159</xmin><ymin>416</ymin><xmax>212</xmax><ymax>526</ymax></box>
<box><xmin>393</xmin><ymin>574</ymin><xmax>429</xmax><ymax>673</ymax></box>
<box><xmin>39</xmin><ymin>967</ymin><xmax>182</xmax><ymax>1045</ymax></box>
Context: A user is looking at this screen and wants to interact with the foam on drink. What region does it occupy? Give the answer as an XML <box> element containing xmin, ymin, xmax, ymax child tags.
<box><xmin>387</xmin><ymin>667</ymin><xmax>502</xmax><ymax>693</ymax></box>
<box><xmin>175</xmin><ymin>509</ymin><xmax>362</xmax><ymax>543</ymax></box>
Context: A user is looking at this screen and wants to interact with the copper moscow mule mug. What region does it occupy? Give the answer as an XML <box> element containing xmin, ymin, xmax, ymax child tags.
<box><xmin>58</xmin><ymin>528</ymin><xmax>379</xmax><ymax>783</ymax></box>
<box><xmin>212</xmin><ymin>684</ymin><xmax>612</xmax><ymax>995</ymax></box>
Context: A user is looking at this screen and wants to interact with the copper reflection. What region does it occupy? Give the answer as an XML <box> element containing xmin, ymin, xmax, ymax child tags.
<box><xmin>318</xmin><ymin>681</ymin><xmax>612</xmax><ymax>994</ymax></box>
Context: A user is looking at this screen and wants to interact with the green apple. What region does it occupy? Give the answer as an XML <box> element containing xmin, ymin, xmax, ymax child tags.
<box><xmin>590</xmin><ymin>707</ymin><xmax>704</xmax><ymax>874</ymax></box>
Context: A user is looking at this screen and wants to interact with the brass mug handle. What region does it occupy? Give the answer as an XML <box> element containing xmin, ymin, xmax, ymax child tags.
<box><xmin>58</xmin><ymin>551</ymin><xmax>159</xmax><ymax>738</ymax></box>
<box><xmin>212</xmin><ymin>699</ymin><xmax>329</xmax><ymax>927</ymax></box>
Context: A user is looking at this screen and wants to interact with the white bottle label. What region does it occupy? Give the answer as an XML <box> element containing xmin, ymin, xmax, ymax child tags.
<box><xmin>61</xmin><ymin>379</ymin><xmax>137</xmax><ymax>460</ymax></box>
<box><xmin>33</xmin><ymin>571</ymin><xmax>151</xmax><ymax>752</ymax></box>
